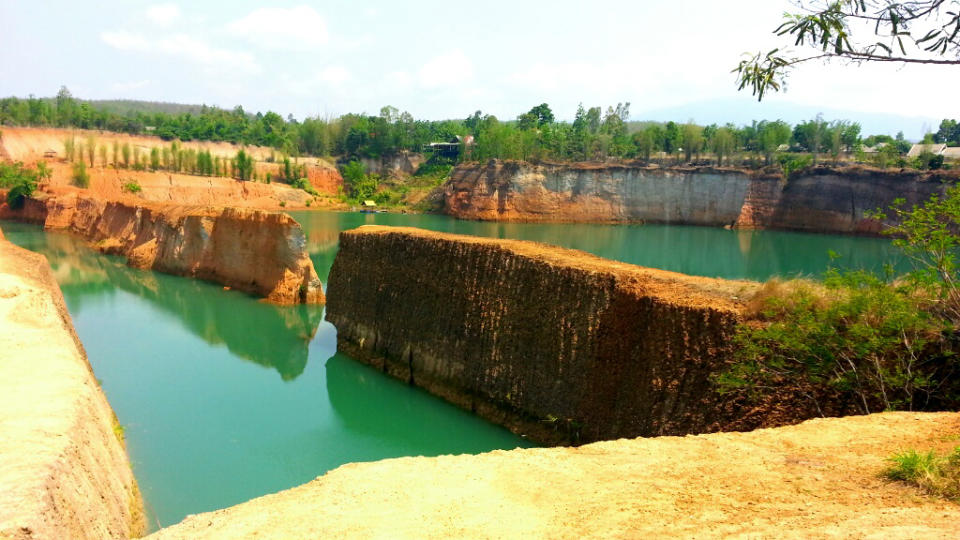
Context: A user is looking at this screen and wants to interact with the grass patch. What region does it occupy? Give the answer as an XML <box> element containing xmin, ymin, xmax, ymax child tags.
<box><xmin>884</xmin><ymin>446</ymin><xmax>960</xmax><ymax>502</ymax></box>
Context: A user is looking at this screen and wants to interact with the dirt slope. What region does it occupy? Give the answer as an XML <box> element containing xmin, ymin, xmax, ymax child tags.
<box><xmin>0</xmin><ymin>127</ymin><xmax>345</xmax><ymax>210</ymax></box>
<box><xmin>148</xmin><ymin>412</ymin><xmax>960</xmax><ymax>539</ymax></box>
<box><xmin>0</xmin><ymin>231</ymin><xmax>145</xmax><ymax>539</ymax></box>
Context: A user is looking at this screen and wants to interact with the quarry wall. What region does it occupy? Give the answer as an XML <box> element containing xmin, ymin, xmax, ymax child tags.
<box><xmin>325</xmin><ymin>225</ymin><xmax>760</xmax><ymax>444</ymax></box>
<box><xmin>1</xmin><ymin>193</ymin><xmax>324</xmax><ymax>304</ymax></box>
<box><xmin>444</xmin><ymin>160</ymin><xmax>954</xmax><ymax>234</ymax></box>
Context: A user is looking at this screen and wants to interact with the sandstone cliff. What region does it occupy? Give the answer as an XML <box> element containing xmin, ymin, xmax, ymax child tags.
<box><xmin>146</xmin><ymin>412</ymin><xmax>960</xmax><ymax>539</ymax></box>
<box><xmin>0</xmin><ymin>233</ymin><xmax>145</xmax><ymax>539</ymax></box>
<box><xmin>444</xmin><ymin>160</ymin><xmax>955</xmax><ymax>234</ymax></box>
<box><xmin>2</xmin><ymin>193</ymin><xmax>324</xmax><ymax>304</ymax></box>
<box><xmin>326</xmin><ymin>226</ymin><xmax>759</xmax><ymax>445</ymax></box>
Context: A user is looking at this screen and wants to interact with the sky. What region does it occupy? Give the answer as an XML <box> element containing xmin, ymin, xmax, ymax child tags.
<box><xmin>1</xmin><ymin>0</ymin><xmax>959</xmax><ymax>138</ymax></box>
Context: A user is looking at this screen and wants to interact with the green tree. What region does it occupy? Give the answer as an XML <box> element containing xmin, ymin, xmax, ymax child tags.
<box><xmin>150</xmin><ymin>147</ymin><xmax>161</xmax><ymax>170</ymax></box>
<box><xmin>121</xmin><ymin>143</ymin><xmax>131</xmax><ymax>168</ymax></box>
<box><xmin>233</xmin><ymin>149</ymin><xmax>254</xmax><ymax>180</ymax></box>
<box><xmin>736</xmin><ymin>1</ymin><xmax>960</xmax><ymax>100</ymax></box>
<box><xmin>758</xmin><ymin>120</ymin><xmax>793</xmax><ymax>165</ymax></box>
<box><xmin>680</xmin><ymin>122</ymin><xmax>704</xmax><ymax>163</ymax></box>
<box><xmin>710</xmin><ymin>127</ymin><xmax>736</xmax><ymax>166</ymax></box>
<box><xmin>63</xmin><ymin>136</ymin><xmax>76</xmax><ymax>162</ymax></box>
<box><xmin>86</xmin><ymin>136</ymin><xmax>96</xmax><ymax>166</ymax></box>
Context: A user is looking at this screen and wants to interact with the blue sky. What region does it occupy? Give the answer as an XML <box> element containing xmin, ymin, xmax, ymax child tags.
<box><xmin>1</xmin><ymin>1</ymin><xmax>958</xmax><ymax>137</ymax></box>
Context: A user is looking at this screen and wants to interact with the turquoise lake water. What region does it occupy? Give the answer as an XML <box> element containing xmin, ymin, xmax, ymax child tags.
<box><xmin>0</xmin><ymin>213</ymin><xmax>905</xmax><ymax>530</ymax></box>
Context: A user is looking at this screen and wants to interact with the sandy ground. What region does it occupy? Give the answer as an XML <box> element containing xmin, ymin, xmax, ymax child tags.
<box><xmin>0</xmin><ymin>231</ymin><xmax>144</xmax><ymax>539</ymax></box>
<box><xmin>148</xmin><ymin>412</ymin><xmax>959</xmax><ymax>539</ymax></box>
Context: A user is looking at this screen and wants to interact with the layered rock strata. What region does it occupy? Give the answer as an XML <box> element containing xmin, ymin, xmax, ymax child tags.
<box><xmin>326</xmin><ymin>225</ymin><xmax>756</xmax><ymax>445</ymax></box>
<box><xmin>0</xmin><ymin>232</ymin><xmax>145</xmax><ymax>539</ymax></box>
<box><xmin>2</xmin><ymin>193</ymin><xmax>324</xmax><ymax>304</ymax></box>
<box><xmin>444</xmin><ymin>160</ymin><xmax>955</xmax><ymax>234</ymax></box>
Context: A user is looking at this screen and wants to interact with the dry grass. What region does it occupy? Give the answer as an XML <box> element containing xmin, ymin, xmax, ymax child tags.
<box><xmin>884</xmin><ymin>446</ymin><xmax>960</xmax><ymax>502</ymax></box>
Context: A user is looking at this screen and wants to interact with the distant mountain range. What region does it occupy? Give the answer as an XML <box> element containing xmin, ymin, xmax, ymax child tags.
<box><xmin>633</xmin><ymin>98</ymin><xmax>941</xmax><ymax>142</ymax></box>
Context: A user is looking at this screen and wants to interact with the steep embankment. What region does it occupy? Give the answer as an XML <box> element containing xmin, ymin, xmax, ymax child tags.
<box><xmin>326</xmin><ymin>226</ymin><xmax>760</xmax><ymax>445</ymax></box>
<box><xmin>2</xmin><ymin>193</ymin><xmax>324</xmax><ymax>304</ymax></box>
<box><xmin>444</xmin><ymin>160</ymin><xmax>955</xmax><ymax>234</ymax></box>
<box><xmin>0</xmin><ymin>126</ymin><xmax>344</xmax><ymax>210</ymax></box>
<box><xmin>0</xmin><ymin>230</ymin><xmax>145</xmax><ymax>539</ymax></box>
<box><xmin>147</xmin><ymin>412</ymin><xmax>960</xmax><ymax>539</ymax></box>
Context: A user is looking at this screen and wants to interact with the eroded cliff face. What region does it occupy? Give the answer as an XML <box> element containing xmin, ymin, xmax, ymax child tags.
<box><xmin>326</xmin><ymin>226</ymin><xmax>758</xmax><ymax>445</ymax></box>
<box><xmin>445</xmin><ymin>160</ymin><xmax>954</xmax><ymax>234</ymax></box>
<box><xmin>0</xmin><ymin>234</ymin><xmax>145</xmax><ymax>539</ymax></box>
<box><xmin>3</xmin><ymin>193</ymin><xmax>324</xmax><ymax>304</ymax></box>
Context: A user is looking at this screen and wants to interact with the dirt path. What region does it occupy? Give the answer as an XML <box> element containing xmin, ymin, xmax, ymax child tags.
<box><xmin>149</xmin><ymin>412</ymin><xmax>960</xmax><ymax>539</ymax></box>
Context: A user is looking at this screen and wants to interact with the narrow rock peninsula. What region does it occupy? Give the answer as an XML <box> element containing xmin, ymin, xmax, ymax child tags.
<box><xmin>325</xmin><ymin>225</ymin><xmax>758</xmax><ymax>445</ymax></box>
<box><xmin>0</xmin><ymin>230</ymin><xmax>146</xmax><ymax>539</ymax></box>
<box><xmin>444</xmin><ymin>160</ymin><xmax>955</xmax><ymax>234</ymax></box>
<box><xmin>3</xmin><ymin>193</ymin><xmax>324</xmax><ymax>304</ymax></box>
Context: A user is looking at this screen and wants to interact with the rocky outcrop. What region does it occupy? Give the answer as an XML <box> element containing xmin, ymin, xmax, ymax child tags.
<box><xmin>146</xmin><ymin>412</ymin><xmax>960</xmax><ymax>539</ymax></box>
<box><xmin>444</xmin><ymin>160</ymin><xmax>956</xmax><ymax>234</ymax></box>
<box><xmin>0</xmin><ymin>234</ymin><xmax>145</xmax><ymax>539</ymax></box>
<box><xmin>326</xmin><ymin>226</ymin><xmax>758</xmax><ymax>445</ymax></box>
<box><xmin>3</xmin><ymin>193</ymin><xmax>324</xmax><ymax>304</ymax></box>
<box><xmin>359</xmin><ymin>152</ymin><xmax>425</xmax><ymax>178</ymax></box>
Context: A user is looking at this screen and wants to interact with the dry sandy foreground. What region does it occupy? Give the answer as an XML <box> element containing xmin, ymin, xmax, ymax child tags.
<box><xmin>0</xmin><ymin>231</ymin><xmax>143</xmax><ymax>539</ymax></box>
<box><xmin>149</xmin><ymin>412</ymin><xmax>960</xmax><ymax>539</ymax></box>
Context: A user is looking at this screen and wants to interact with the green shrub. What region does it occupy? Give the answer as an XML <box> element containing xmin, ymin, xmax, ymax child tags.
<box><xmin>1</xmin><ymin>161</ymin><xmax>50</xmax><ymax>209</ymax></box>
<box><xmin>719</xmin><ymin>270</ymin><xmax>958</xmax><ymax>414</ymax></box>
<box><xmin>122</xmin><ymin>181</ymin><xmax>142</xmax><ymax>194</ymax></box>
<box><xmin>72</xmin><ymin>160</ymin><xmax>90</xmax><ymax>188</ymax></box>
<box><xmin>777</xmin><ymin>154</ymin><xmax>813</xmax><ymax>179</ymax></box>
<box><xmin>884</xmin><ymin>446</ymin><xmax>960</xmax><ymax>501</ymax></box>
<box><xmin>289</xmin><ymin>177</ymin><xmax>319</xmax><ymax>196</ymax></box>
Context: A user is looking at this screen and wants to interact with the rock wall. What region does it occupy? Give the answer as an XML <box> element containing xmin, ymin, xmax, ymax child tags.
<box><xmin>326</xmin><ymin>226</ymin><xmax>758</xmax><ymax>445</ymax></box>
<box><xmin>2</xmin><ymin>193</ymin><xmax>324</xmax><ymax>304</ymax></box>
<box><xmin>444</xmin><ymin>160</ymin><xmax>955</xmax><ymax>234</ymax></box>
<box><xmin>358</xmin><ymin>152</ymin><xmax>425</xmax><ymax>178</ymax></box>
<box><xmin>0</xmin><ymin>234</ymin><xmax>145</xmax><ymax>539</ymax></box>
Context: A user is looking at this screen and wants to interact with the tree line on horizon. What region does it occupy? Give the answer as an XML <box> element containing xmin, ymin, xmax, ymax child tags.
<box><xmin>2</xmin><ymin>87</ymin><xmax>958</xmax><ymax>170</ymax></box>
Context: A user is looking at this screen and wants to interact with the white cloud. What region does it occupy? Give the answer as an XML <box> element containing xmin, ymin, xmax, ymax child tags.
<box><xmin>100</xmin><ymin>31</ymin><xmax>261</xmax><ymax>75</ymax></box>
<box><xmin>227</xmin><ymin>6</ymin><xmax>328</xmax><ymax>51</ymax></box>
<box><xmin>111</xmin><ymin>80</ymin><xmax>151</xmax><ymax>92</ymax></box>
<box><xmin>418</xmin><ymin>50</ymin><xmax>473</xmax><ymax>89</ymax></box>
<box><xmin>146</xmin><ymin>3</ymin><xmax>180</xmax><ymax>26</ymax></box>
<box><xmin>319</xmin><ymin>66</ymin><xmax>351</xmax><ymax>85</ymax></box>
<box><xmin>385</xmin><ymin>71</ymin><xmax>413</xmax><ymax>90</ymax></box>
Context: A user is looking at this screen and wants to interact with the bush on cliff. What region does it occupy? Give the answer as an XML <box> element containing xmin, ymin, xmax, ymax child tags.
<box><xmin>71</xmin><ymin>160</ymin><xmax>90</xmax><ymax>188</ymax></box>
<box><xmin>721</xmin><ymin>187</ymin><xmax>960</xmax><ymax>415</ymax></box>
<box><xmin>0</xmin><ymin>161</ymin><xmax>46</xmax><ymax>209</ymax></box>
<box><xmin>721</xmin><ymin>270</ymin><xmax>958</xmax><ymax>415</ymax></box>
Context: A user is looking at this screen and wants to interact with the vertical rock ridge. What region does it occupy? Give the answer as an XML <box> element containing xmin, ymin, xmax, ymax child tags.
<box><xmin>326</xmin><ymin>225</ymin><xmax>757</xmax><ymax>445</ymax></box>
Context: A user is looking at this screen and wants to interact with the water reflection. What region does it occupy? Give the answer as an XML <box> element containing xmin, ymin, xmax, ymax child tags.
<box><xmin>290</xmin><ymin>211</ymin><xmax>906</xmax><ymax>282</ymax></box>
<box><xmin>324</xmin><ymin>352</ymin><xmax>531</xmax><ymax>455</ymax></box>
<box><xmin>3</xmin><ymin>223</ymin><xmax>324</xmax><ymax>381</ymax></box>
